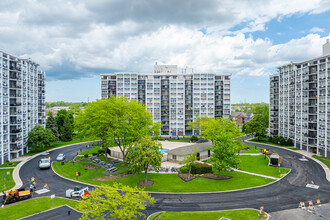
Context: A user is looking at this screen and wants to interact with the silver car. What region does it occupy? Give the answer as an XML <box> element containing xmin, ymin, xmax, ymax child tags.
<box><xmin>56</xmin><ymin>153</ymin><xmax>65</xmax><ymax>161</ymax></box>
<box><xmin>39</xmin><ymin>158</ymin><xmax>51</xmax><ymax>169</ymax></box>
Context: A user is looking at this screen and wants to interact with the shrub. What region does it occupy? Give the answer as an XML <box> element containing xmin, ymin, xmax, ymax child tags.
<box><xmin>84</xmin><ymin>154</ymin><xmax>88</xmax><ymax>158</ymax></box>
<box><xmin>272</xmin><ymin>136</ymin><xmax>279</xmax><ymax>144</ymax></box>
<box><xmin>98</xmin><ymin>149</ymin><xmax>104</xmax><ymax>155</ymax></box>
<box><xmin>92</xmin><ymin>152</ymin><xmax>97</xmax><ymax>156</ymax></box>
<box><xmin>180</xmin><ymin>165</ymin><xmax>189</xmax><ymax>174</ymax></box>
<box><xmin>278</xmin><ymin>136</ymin><xmax>286</xmax><ymax>146</ymax></box>
<box><xmin>268</xmin><ymin>136</ymin><xmax>273</xmax><ymax>143</ymax></box>
<box><xmin>286</xmin><ymin>138</ymin><xmax>294</xmax><ymax>146</ymax></box>
<box><xmin>190</xmin><ymin>135</ymin><xmax>199</xmax><ymax>142</ymax></box>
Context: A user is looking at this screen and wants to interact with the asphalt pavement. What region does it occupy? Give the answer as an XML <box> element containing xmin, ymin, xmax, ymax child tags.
<box><xmin>18</xmin><ymin>138</ymin><xmax>330</xmax><ymax>219</ymax></box>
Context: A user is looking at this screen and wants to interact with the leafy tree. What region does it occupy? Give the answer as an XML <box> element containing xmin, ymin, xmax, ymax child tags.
<box><xmin>209</xmin><ymin>133</ymin><xmax>240</xmax><ymax>177</ymax></box>
<box><xmin>55</xmin><ymin>109</ymin><xmax>74</xmax><ymax>140</ymax></box>
<box><xmin>286</xmin><ymin>138</ymin><xmax>294</xmax><ymax>146</ymax></box>
<box><xmin>61</xmin><ymin>115</ymin><xmax>73</xmax><ymax>142</ymax></box>
<box><xmin>77</xmin><ymin>183</ymin><xmax>154</xmax><ymax>220</ymax></box>
<box><xmin>27</xmin><ymin>124</ymin><xmax>55</xmax><ymax>153</ymax></box>
<box><xmin>75</xmin><ymin>96</ymin><xmax>155</xmax><ymax>162</ymax></box>
<box><xmin>126</xmin><ymin>136</ymin><xmax>162</xmax><ymax>184</ymax></box>
<box><xmin>179</xmin><ymin>151</ymin><xmax>197</xmax><ymax>179</ymax></box>
<box><xmin>244</xmin><ymin>114</ymin><xmax>268</xmax><ymax>141</ymax></box>
<box><xmin>46</xmin><ymin>112</ymin><xmax>59</xmax><ymax>141</ymax></box>
<box><xmin>189</xmin><ymin>116</ymin><xmax>241</xmax><ymax>143</ymax></box>
<box><xmin>190</xmin><ymin>135</ymin><xmax>198</xmax><ymax>142</ymax></box>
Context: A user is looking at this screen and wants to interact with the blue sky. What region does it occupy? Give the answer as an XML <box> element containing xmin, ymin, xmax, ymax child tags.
<box><xmin>0</xmin><ymin>0</ymin><xmax>329</xmax><ymax>104</ymax></box>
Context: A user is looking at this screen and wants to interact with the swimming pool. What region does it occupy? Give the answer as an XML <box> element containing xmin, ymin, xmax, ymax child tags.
<box><xmin>160</xmin><ymin>148</ymin><xmax>169</xmax><ymax>154</ymax></box>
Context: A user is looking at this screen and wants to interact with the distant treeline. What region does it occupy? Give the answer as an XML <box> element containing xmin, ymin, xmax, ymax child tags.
<box><xmin>46</xmin><ymin>101</ymin><xmax>88</xmax><ymax>109</ymax></box>
<box><xmin>232</xmin><ymin>103</ymin><xmax>269</xmax><ymax>115</ymax></box>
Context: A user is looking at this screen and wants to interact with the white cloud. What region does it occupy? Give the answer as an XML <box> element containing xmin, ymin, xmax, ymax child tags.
<box><xmin>309</xmin><ymin>27</ymin><xmax>325</xmax><ymax>33</ymax></box>
<box><xmin>0</xmin><ymin>0</ymin><xmax>329</xmax><ymax>81</ymax></box>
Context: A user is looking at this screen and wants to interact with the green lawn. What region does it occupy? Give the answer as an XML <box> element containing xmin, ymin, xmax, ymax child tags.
<box><xmin>0</xmin><ymin>161</ymin><xmax>20</xmax><ymax>168</ymax></box>
<box><xmin>149</xmin><ymin>209</ymin><xmax>266</xmax><ymax>220</ymax></box>
<box><xmin>78</xmin><ymin>145</ymin><xmax>102</xmax><ymax>156</ymax></box>
<box><xmin>0</xmin><ymin>169</ymin><xmax>15</xmax><ymax>191</ymax></box>
<box><xmin>23</xmin><ymin>136</ymin><xmax>99</xmax><ymax>156</ymax></box>
<box><xmin>0</xmin><ymin>197</ymin><xmax>80</xmax><ymax>220</ymax></box>
<box><xmin>53</xmin><ymin>161</ymin><xmax>273</xmax><ymax>192</ymax></box>
<box><xmin>249</xmin><ymin>137</ymin><xmax>292</xmax><ymax>148</ymax></box>
<box><xmin>312</xmin><ymin>155</ymin><xmax>330</xmax><ymax>169</ymax></box>
<box><xmin>240</xmin><ymin>144</ymin><xmax>262</xmax><ymax>153</ymax></box>
<box><xmin>237</xmin><ymin>155</ymin><xmax>290</xmax><ymax>178</ymax></box>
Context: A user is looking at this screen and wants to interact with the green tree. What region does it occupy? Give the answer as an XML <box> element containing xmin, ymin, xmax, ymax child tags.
<box><xmin>75</xmin><ymin>96</ymin><xmax>155</xmax><ymax>162</ymax></box>
<box><xmin>55</xmin><ymin>109</ymin><xmax>74</xmax><ymax>140</ymax></box>
<box><xmin>61</xmin><ymin>115</ymin><xmax>73</xmax><ymax>142</ymax></box>
<box><xmin>126</xmin><ymin>136</ymin><xmax>162</xmax><ymax>184</ymax></box>
<box><xmin>189</xmin><ymin>116</ymin><xmax>241</xmax><ymax>142</ymax></box>
<box><xmin>209</xmin><ymin>133</ymin><xmax>240</xmax><ymax>177</ymax></box>
<box><xmin>27</xmin><ymin>124</ymin><xmax>55</xmax><ymax>153</ymax></box>
<box><xmin>244</xmin><ymin>114</ymin><xmax>268</xmax><ymax>140</ymax></box>
<box><xmin>77</xmin><ymin>183</ymin><xmax>154</xmax><ymax>220</ymax></box>
<box><xmin>46</xmin><ymin>112</ymin><xmax>59</xmax><ymax>141</ymax></box>
<box><xmin>179</xmin><ymin>151</ymin><xmax>197</xmax><ymax>179</ymax></box>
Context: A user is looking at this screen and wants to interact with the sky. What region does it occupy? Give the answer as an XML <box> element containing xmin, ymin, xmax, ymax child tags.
<box><xmin>0</xmin><ymin>0</ymin><xmax>330</xmax><ymax>104</ymax></box>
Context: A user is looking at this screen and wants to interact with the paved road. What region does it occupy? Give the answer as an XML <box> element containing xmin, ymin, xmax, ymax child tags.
<box><xmin>19</xmin><ymin>139</ymin><xmax>330</xmax><ymax>218</ymax></box>
<box><xmin>22</xmin><ymin>205</ymin><xmax>82</xmax><ymax>220</ymax></box>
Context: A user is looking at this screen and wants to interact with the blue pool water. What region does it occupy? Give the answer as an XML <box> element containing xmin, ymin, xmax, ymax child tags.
<box><xmin>160</xmin><ymin>148</ymin><xmax>169</xmax><ymax>154</ymax></box>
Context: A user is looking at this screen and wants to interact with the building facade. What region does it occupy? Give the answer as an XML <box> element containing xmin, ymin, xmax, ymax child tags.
<box><xmin>0</xmin><ymin>51</ymin><xmax>46</xmax><ymax>164</ymax></box>
<box><xmin>270</xmin><ymin>40</ymin><xmax>330</xmax><ymax>158</ymax></box>
<box><xmin>101</xmin><ymin>64</ymin><xmax>231</xmax><ymax>135</ymax></box>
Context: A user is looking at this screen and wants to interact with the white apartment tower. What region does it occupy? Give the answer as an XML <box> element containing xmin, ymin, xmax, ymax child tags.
<box><xmin>270</xmin><ymin>40</ymin><xmax>330</xmax><ymax>158</ymax></box>
<box><xmin>0</xmin><ymin>51</ymin><xmax>46</xmax><ymax>164</ymax></box>
<box><xmin>101</xmin><ymin>64</ymin><xmax>231</xmax><ymax>136</ymax></box>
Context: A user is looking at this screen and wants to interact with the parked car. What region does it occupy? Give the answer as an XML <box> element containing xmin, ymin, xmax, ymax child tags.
<box><xmin>56</xmin><ymin>153</ymin><xmax>65</xmax><ymax>161</ymax></box>
<box><xmin>38</xmin><ymin>158</ymin><xmax>50</xmax><ymax>169</ymax></box>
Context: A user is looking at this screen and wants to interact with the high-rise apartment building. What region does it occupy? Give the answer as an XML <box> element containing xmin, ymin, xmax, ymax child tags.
<box><xmin>0</xmin><ymin>51</ymin><xmax>46</xmax><ymax>164</ymax></box>
<box><xmin>270</xmin><ymin>40</ymin><xmax>330</xmax><ymax>158</ymax></box>
<box><xmin>101</xmin><ymin>64</ymin><xmax>231</xmax><ymax>135</ymax></box>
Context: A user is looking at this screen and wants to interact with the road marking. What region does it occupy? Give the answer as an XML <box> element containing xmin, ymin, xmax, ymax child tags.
<box><xmin>299</xmin><ymin>158</ymin><xmax>309</xmax><ymax>161</ymax></box>
<box><xmin>306</xmin><ymin>184</ymin><xmax>319</xmax><ymax>189</ymax></box>
<box><xmin>35</xmin><ymin>188</ymin><xmax>50</xmax><ymax>194</ymax></box>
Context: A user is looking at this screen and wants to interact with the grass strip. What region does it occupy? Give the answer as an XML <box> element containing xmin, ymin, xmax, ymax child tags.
<box><xmin>0</xmin><ymin>197</ymin><xmax>80</xmax><ymax>220</ymax></box>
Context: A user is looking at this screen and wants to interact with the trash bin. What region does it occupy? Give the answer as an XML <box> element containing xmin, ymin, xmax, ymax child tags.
<box><xmin>61</xmin><ymin>161</ymin><xmax>64</xmax><ymax>165</ymax></box>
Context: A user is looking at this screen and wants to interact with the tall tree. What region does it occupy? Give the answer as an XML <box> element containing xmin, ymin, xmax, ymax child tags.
<box><xmin>77</xmin><ymin>183</ymin><xmax>154</xmax><ymax>220</ymax></box>
<box><xmin>75</xmin><ymin>96</ymin><xmax>156</xmax><ymax>162</ymax></box>
<box><xmin>61</xmin><ymin>115</ymin><xmax>73</xmax><ymax>142</ymax></box>
<box><xmin>46</xmin><ymin>112</ymin><xmax>59</xmax><ymax>141</ymax></box>
<box><xmin>209</xmin><ymin>133</ymin><xmax>240</xmax><ymax>177</ymax></box>
<box><xmin>179</xmin><ymin>151</ymin><xmax>197</xmax><ymax>180</ymax></box>
<box><xmin>27</xmin><ymin>124</ymin><xmax>55</xmax><ymax>153</ymax></box>
<box><xmin>189</xmin><ymin>116</ymin><xmax>241</xmax><ymax>142</ymax></box>
<box><xmin>55</xmin><ymin>109</ymin><xmax>74</xmax><ymax>140</ymax></box>
<box><xmin>126</xmin><ymin>136</ymin><xmax>162</xmax><ymax>184</ymax></box>
<box><xmin>244</xmin><ymin>114</ymin><xmax>268</xmax><ymax>140</ymax></box>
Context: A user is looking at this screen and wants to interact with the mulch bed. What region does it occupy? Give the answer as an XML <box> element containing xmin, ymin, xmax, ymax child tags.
<box><xmin>178</xmin><ymin>173</ymin><xmax>232</xmax><ymax>182</ymax></box>
<box><xmin>83</xmin><ymin>164</ymin><xmax>100</xmax><ymax>170</ymax></box>
<box><xmin>137</xmin><ymin>180</ymin><xmax>154</xmax><ymax>187</ymax></box>
<box><xmin>91</xmin><ymin>173</ymin><xmax>132</xmax><ymax>181</ymax></box>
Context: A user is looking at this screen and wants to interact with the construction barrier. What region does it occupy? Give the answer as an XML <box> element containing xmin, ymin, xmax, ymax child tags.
<box><xmin>299</xmin><ymin>202</ymin><xmax>305</xmax><ymax>209</ymax></box>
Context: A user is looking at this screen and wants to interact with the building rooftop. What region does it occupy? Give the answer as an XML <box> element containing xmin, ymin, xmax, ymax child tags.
<box><xmin>166</xmin><ymin>141</ymin><xmax>212</xmax><ymax>156</ymax></box>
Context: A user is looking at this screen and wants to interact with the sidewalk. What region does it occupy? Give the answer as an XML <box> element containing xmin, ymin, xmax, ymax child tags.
<box><xmin>246</xmin><ymin>139</ymin><xmax>330</xmax><ymax>182</ymax></box>
<box><xmin>233</xmin><ymin>168</ymin><xmax>279</xmax><ymax>180</ymax></box>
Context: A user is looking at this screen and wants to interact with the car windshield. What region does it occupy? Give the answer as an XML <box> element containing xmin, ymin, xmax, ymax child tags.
<box><xmin>58</xmin><ymin>154</ymin><xmax>64</xmax><ymax>157</ymax></box>
<box><xmin>40</xmin><ymin>159</ymin><xmax>49</xmax><ymax>163</ymax></box>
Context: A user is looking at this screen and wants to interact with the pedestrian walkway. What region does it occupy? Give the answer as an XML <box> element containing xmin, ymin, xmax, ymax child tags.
<box><xmin>238</xmin><ymin>153</ymin><xmax>262</xmax><ymax>156</ymax></box>
<box><xmin>233</xmin><ymin>168</ymin><xmax>279</xmax><ymax>180</ymax></box>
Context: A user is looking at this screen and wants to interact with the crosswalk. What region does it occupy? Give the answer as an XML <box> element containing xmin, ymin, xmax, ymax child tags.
<box><xmin>306</xmin><ymin>184</ymin><xmax>319</xmax><ymax>189</ymax></box>
<box><xmin>35</xmin><ymin>188</ymin><xmax>50</xmax><ymax>194</ymax></box>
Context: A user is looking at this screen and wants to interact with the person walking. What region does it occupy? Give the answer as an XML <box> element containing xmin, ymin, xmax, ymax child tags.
<box><xmin>30</xmin><ymin>184</ymin><xmax>34</xmax><ymax>192</ymax></box>
<box><xmin>33</xmin><ymin>181</ymin><xmax>36</xmax><ymax>190</ymax></box>
<box><xmin>31</xmin><ymin>177</ymin><xmax>35</xmax><ymax>183</ymax></box>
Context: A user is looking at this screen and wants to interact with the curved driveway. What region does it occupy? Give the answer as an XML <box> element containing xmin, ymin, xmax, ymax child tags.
<box><xmin>19</xmin><ymin>139</ymin><xmax>330</xmax><ymax>215</ymax></box>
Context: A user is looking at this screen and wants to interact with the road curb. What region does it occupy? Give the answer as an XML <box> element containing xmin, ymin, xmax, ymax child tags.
<box><xmin>146</xmin><ymin>208</ymin><xmax>270</xmax><ymax>220</ymax></box>
<box><xmin>1</xmin><ymin>140</ymin><xmax>100</xmax><ymax>196</ymax></box>
<box><xmin>246</xmin><ymin>139</ymin><xmax>330</xmax><ymax>182</ymax></box>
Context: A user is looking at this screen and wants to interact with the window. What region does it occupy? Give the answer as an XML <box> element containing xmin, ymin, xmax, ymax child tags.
<box><xmin>172</xmin><ymin>155</ymin><xmax>177</xmax><ymax>160</ymax></box>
